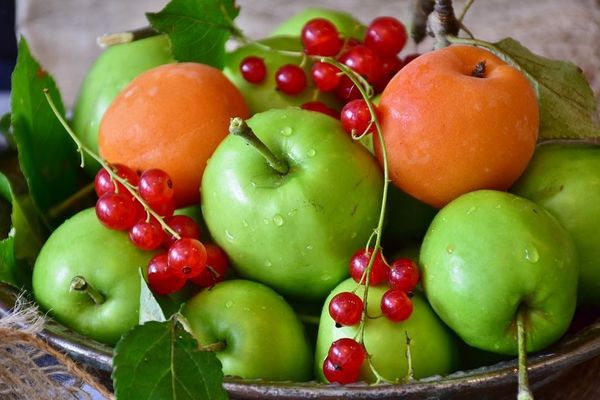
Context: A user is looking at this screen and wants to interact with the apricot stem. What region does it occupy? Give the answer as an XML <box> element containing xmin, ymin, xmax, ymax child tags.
<box><xmin>471</xmin><ymin>61</ymin><xmax>487</xmax><ymax>78</ymax></box>
<box><xmin>517</xmin><ymin>309</ymin><xmax>534</xmax><ymax>400</ymax></box>
<box><xmin>229</xmin><ymin>117</ymin><xmax>289</xmax><ymax>175</ymax></box>
<box><xmin>70</xmin><ymin>276</ymin><xmax>105</xmax><ymax>305</ymax></box>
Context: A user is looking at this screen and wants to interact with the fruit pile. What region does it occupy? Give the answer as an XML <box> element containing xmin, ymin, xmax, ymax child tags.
<box><xmin>2</xmin><ymin>1</ymin><xmax>600</xmax><ymax>399</ymax></box>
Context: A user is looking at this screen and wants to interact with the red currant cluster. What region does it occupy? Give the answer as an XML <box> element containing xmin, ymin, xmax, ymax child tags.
<box><xmin>323</xmin><ymin>249</ymin><xmax>421</xmax><ymax>383</ymax></box>
<box><xmin>93</xmin><ymin>164</ymin><xmax>228</xmax><ymax>295</ymax></box>
<box><xmin>239</xmin><ymin>16</ymin><xmax>418</xmax><ymax>137</ymax></box>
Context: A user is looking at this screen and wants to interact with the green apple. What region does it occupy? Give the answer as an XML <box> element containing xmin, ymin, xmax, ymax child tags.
<box><xmin>420</xmin><ymin>190</ymin><xmax>579</xmax><ymax>354</ymax></box>
<box><xmin>201</xmin><ymin>109</ymin><xmax>383</xmax><ymax>299</ymax></box>
<box><xmin>315</xmin><ymin>278</ymin><xmax>459</xmax><ymax>382</ymax></box>
<box><xmin>72</xmin><ymin>35</ymin><xmax>174</xmax><ymax>175</ymax></box>
<box><xmin>271</xmin><ymin>7</ymin><xmax>366</xmax><ymax>40</ymax></box>
<box><xmin>181</xmin><ymin>279</ymin><xmax>313</xmax><ymax>381</ymax></box>
<box><xmin>223</xmin><ymin>36</ymin><xmax>340</xmax><ymax>115</ymax></box>
<box><xmin>511</xmin><ymin>142</ymin><xmax>600</xmax><ymax>305</ymax></box>
<box><xmin>32</xmin><ymin>208</ymin><xmax>157</xmax><ymax>345</ymax></box>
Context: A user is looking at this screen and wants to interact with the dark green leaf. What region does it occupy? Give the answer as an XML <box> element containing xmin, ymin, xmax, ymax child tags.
<box><xmin>113</xmin><ymin>319</ymin><xmax>227</xmax><ymax>400</ymax></box>
<box><xmin>147</xmin><ymin>0</ymin><xmax>240</xmax><ymax>68</ymax></box>
<box><xmin>139</xmin><ymin>269</ymin><xmax>167</xmax><ymax>324</ymax></box>
<box><xmin>0</xmin><ymin>113</ymin><xmax>10</xmax><ymax>137</ymax></box>
<box><xmin>10</xmin><ymin>38</ymin><xmax>79</xmax><ymax>218</ymax></box>
<box><xmin>449</xmin><ymin>36</ymin><xmax>600</xmax><ymax>140</ymax></box>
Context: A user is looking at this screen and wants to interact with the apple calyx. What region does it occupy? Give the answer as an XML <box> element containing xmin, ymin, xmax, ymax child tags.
<box><xmin>69</xmin><ymin>276</ymin><xmax>105</xmax><ymax>305</ymax></box>
<box><xmin>229</xmin><ymin>117</ymin><xmax>289</xmax><ymax>175</ymax></box>
<box><xmin>517</xmin><ymin>308</ymin><xmax>534</xmax><ymax>400</ymax></box>
<box><xmin>471</xmin><ymin>60</ymin><xmax>486</xmax><ymax>78</ymax></box>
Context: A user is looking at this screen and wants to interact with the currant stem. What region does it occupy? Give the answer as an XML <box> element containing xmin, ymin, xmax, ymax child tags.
<box><xmin>229</xmin><ymin>117</ymin><xmax>289</xmax><ymax>175</ymax></box>
<box><xmin>517</xmin><ymin>308</ymin><xmax>534</xmax><ymax>400</ymax></box>
<box><xmin>70</xmin><ymin>276</ymin><xmax>105</xmax><ymax>305</ymax></box>
<box><xmin>43</xmin><ymin>89</ymin><xmax>181</xmax><ymax>240</ymax></box>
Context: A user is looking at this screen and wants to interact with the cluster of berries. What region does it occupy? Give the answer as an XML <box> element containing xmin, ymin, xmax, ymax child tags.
<box><xmin>93</xmin><ymin>164</ymin><xmax>228</xmax><ymax>295</ymax></box>
<box><xmin>323</xmin><ymin>249</ymin><xmax>421</xmax><ymax>383</ymax></box>
<box><xmin>239</xmin><ymin>16</ymin><xmax>418</xmax><ymax>137</ymax></box>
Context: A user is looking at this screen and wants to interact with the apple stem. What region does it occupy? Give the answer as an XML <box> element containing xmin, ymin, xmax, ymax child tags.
<box><xmin>404</xmin><ymin>331</ymin><xmax>415</xmax><ymax>382</ymax></box>
<box><xmin>199</xmin><ymin>341</ymin><xmax>226</xmax><ymax>352</ymax></box>
<box><xmin>96</xmin><ymin>26</ymin><xmax>158</xmax><ymax>48</ymax></box>
<box><xmin>471</xmin><ymin>61</ymin><xmax>487</xmax><ymax>78</ymax></box>
<box><xmin>69</xmin><ymin>276</ymin><xmax>105</xmax><ymax>305</ymax></box>
<box><xmin>229</xmin><ymin>117</ymin><xmax>289</xmax><ymax>175</ymax></box>
<box><xmin>517</xmin><ymin>308</ymin><xmax>534</xmax><ymax>400</ymax></box>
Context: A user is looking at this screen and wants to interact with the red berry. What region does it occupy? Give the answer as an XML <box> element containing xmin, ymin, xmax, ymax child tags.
<box><xmin>338</xmin><ymin>44</ymin><xmax>383</xmax><ymax>84</ymax></box>
<box><xmin>374</xmin><ymin>55</ymin><xmax>403</xmax><ymax>93</ymax></box>
<box><xmin>301</xmin><ymin>18</ymin><xmax>343</xmax><ymax>56</ymax></box>
<box><xmin>151</xmin><ymin>197</ymin><xmax>176</xmax><ymax>218</ymax></box>
<box><xmin>163</xmin><ymin>215</ymin><xmax>201</xmax><ymax>247</ymax></box>
<box><xmin>147</xmin><ymin>253</ymin><xmax>186</xmax><ymax>295</ymax></box>
<box><xmin>329</xmin><ymin>291</ymin><xmax>363</xmax><ymax>326</ymax></box>
<box><xmin>94</xmin><ymin>164</ymin><xmax>139</xmax><ymax>197</ymax></box>
<box><xmin>323</xmin><ymin>357</ymin><xmax>361</xmax><ymax>384</ymax></box>
<box><xmin>240</xmin><ymin>56</ymin><xmax>267</xmax><ymax>84</ymax></box>
<box><xmin>190</xmin><ymin>244</ymin><xmax>229</xmax><ymax>287</ymax></box>
<box><xmin>95</xmin><ymin>192</ymin><xmax>139</xmax><ymax>230</ymax></box>
<box><xmin>389</xmin><ymin>258</ymin><xmax>420</xmax><ymax>292</ymax></box>
<box><xmin>334</xmin><ymin>76</ymin><xmax>361</xmax><ymax>102</ymax></box>
<box><xmin>168</xmin><ymin>238</ymin><xmax>207</xmax><ymax>279</ymax></box>
<box><xmin>275</xmin><ymin>64</ymin><xmax>307</xmax><ymax>95</ymax></box>
<box><xmin>311</xmin><ymin>62</ymin><xmax>341</xmax><ymax>92</ymax></box>
<box><xmin>328</xmin><ymin>338</ymin><xmax>367</xmax><ymax>372</ymax></box>
<box><xmin>380</xmin><ymin>289</ymin><xmax>413</xmax><ymax>322</ymax></box>
<box><xmin>340</xmin><ymin>99</ymin><xmax>379</xmax><ymax>136</ymax></box>
<box><xmin>402</xmin><ymin>53</ymin><xmax>421</xmax><ymax>67</ymax></box>
<box><xmin>365</xmin><ymin>16</ymin><xmax>408</xmax><ymax>57</ymax></box>
<box><xmin>129</xmin><ymin>218</ymin><xmax>166</xmax><ymax>250</ymax></box>
<box><xmin>301</xmin><ymin>101</ymin><xmax>339</xmax><ymax>119</ymax></box>
<box><xmin>349</xmin><ymin>248</ymin><xmax>389</xmax><ymax>285</ymax></box>
<box><xmin>139</xmin><ymin>169</ymin><xmax>174</xmax><ymax>208</ymax></box>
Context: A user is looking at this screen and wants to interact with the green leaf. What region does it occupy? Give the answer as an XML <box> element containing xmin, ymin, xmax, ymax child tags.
<box><xmin>0</xmin><ymin>113</ymin><xmax>10</xmax><ymax>137</ymax></box>
<box><xmin>147</xmin><ymin>0</ymin><xmax>240</xmax><ymax>68</ymax></box>
<box><xmin>449</xmin><ymin>36</ymin><xmax>600</xmax><ymax>140</ymax></box>
<box><xmin>139</xmin><ymin>269</ymin><xmax>167</xmax><ymax>324</ymax></box>
<box><xmin>10</xmin><ymin>38</ymin><xmax>79</xmax><ymax>218</ymax></box>
<box><xmin>113</xmin><ymin>319</ymin><xmax>227</xmax><ymax>400</ymax></box>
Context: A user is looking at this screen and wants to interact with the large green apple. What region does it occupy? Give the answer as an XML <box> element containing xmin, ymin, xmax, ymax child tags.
<box><xmin>223</xmin><ymin>36</ymin><xmax>340</xmax><ymax>115</ymax></box>
<box><xmin>201</xmin><ymin>108</ymin><xmax>383</xmax><ymax>299</ymax></box>
<box><xmin>72</xmin><ymin>35</ymin><xmax>174</xmax><ymax>175</ymax></box>
<box><xmin>420</xmin><ymin>190</ymin><xmax>579</xmax><ymax>354</ymax></box>
<box><xmin>271</xmin><ymin>7</ymin><xmax>366</xmax><ymax>40</ymax></box>
<box><xmin>511</xmin><ymin>142</ymin><xmax>600</xmax><ymax>305</ymax></box>
<box><xmin>315</xmin><ymin>278</ymin><xmax>459</xmax><ymax>382</ymax></box>
<box><xmin>181</xmin><ymin>279</ymin><xmax>313</xmax><ymax>381</ymax></box>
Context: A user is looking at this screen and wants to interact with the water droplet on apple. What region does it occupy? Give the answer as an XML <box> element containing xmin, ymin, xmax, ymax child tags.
<box><xmin>273</xmin><ymin>214</ymin><xmax>284</xmax><ymax>226</ymax></box>
<box><xmin>307</xmin><ymin>149</ymin><xmax>316</xmax><ymax>157</ymax></box>
<box><xmin>287</xmin><ymin>209</ymin><xmax>297</xmax><ymax>216</ymax></box>
<box><xmin>225</xmin><ymin>230</ymin><xmax>235</xmax><ymax>241</ymax></box>
<box><xmin>466</xmin><ymin>206</ymin><xmax>477</xmax><ymax>215</ymax></box>
<box><xmin>321</xmin><ymin>274</ymin><xmax>331</xmax><ymax>281</ymax></box>
<box><xmin>306</xmin><ymin>244</ymin><xmax>314</xmax><ymax>251</ymax></box>
<box><xmin>446</xmin><ymin>245</ymin><xmax>455</xmax><ymax>254</ymax></box>
<box><xmin>524</xmin><ymin>244</ymin><xmax>539</xmax><ymax>263</ymax></box>
<box><xmin>264</xmin><ymin>260</ymin><xmax>272</xmax><ymax>267</ymax></box>
<box><xmin>225</xmin><ymin>300</ymin><xmax>233</xmax><ymax>308</ymax></box>
<box><xmin>350</xmin><ymin>232</ymin><xmax>357</xmax><ymax>239</ymax></box>
<box><xmin>242</xmin><ymin>220</ymin><xmax>249</xmax><ymax>227</ymax></box>
<box><xmin>263</xmin><ymin>218</ymin><xmax>270</xmax><ymax>224</ymax></box>
<box><xmin>280</xmin><ymin>126</ymin><xmax>293</xmax><ymax>136</ymax></box>
<box><xmin>261</xmin><ymin>306</ymin><xmax>267</xmax><ymax>311</ymax></box>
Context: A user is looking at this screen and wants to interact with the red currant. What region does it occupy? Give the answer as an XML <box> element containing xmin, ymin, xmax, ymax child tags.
<box><xmin>240</xmin><ymin>56</ymin><xmax>267</xmax><ymax>84</ymax></box>
<box><xmin>151</xmin><ymin>197</ymin><xmax>176</xmax><ymax>218</ymax></box>
<box><xmin>389</xmin><ymin>258</ymin><xmax>420</xmax><ymax>292</ymax></box>
<box><xmin>322</xmin><ymin>357</ymin><xmax>361</xmax><ymax>384</ymax></box>
<box><xmin>275</xmin><ymin>64</ymin><xmax>307</xmax><ymax>95</ymax></box>
<box><xmin>380</xmin><ymin>289</ymin><xmax>413</xmax><ymax>322</ymax></box>
<box><xmin>168</xmin><ymin>238</ymin><xmax>207</xmax><ymax>279</ymax></box>
<box><xmin>129</xmin><ymin>218</ymin><xmax>166</xmax><ymax>250</ymax></box>
<box><xmin>349</xmin><ymin>248</ymin><xmax>389</xmax><ymax>285</ymax></box>
<box><xmin>374</xmin><ymin>55</ymin><xmax>403</xmax><ymax>93</ymax></box>
<box><xmin>301</xmin><ymin>18</ymin><xmax>343</xmax><ymax>56</ymax></box>
<box><xmin>301</xmin><ymin>101</ymin><xmax>339</xmax><ymax>119</ymax></box>
<box><xmin>163</xmin><ymin>215</ymin><xmax>201</xmax><ymax>247</ymax></box>
<box><xmin>338</xmin><ymin>44</ymin><xmax>383</xmax><ymax>84</ymax></box>
<box><xmin>147</xmin><ymin>253</ymin><xmax>186</xmax><ymax>295</ymax></box>
<box><xmin>334</xmin><ymin>76</ymin><xmax>361</xmax><ymax>102</ymax></box>
<box><xmin>95</xmin><ymin>192</ymin><xmax>139</xmax><ymax>230</ymax></box>
<box><xmin>364</xmin><ymin>16</ymin><xmax>408</xmax><ymax>57</ymax></box>
<box><xmin>190</xmin><ymin>244</ymin><xmax>229</xmax><ymax>287</ymax></box>
<box><xmin>340</xmin><ymin>99</ymin><xmax>379</xmax><ymax>136</ymax></box>
<box><xmin>328</xmin><ymin>338</ymin><xmax>367</xmax><ymax>372</ymax></box>
<box><xmin>139</xmin><ymin>169</ymin><xmax>175</xmax><ymax>208</ymax></box>
<box><xmin>402</xmin><ymin>53</ymin><xmax>421</xmax><ymax>67</ymax></box>
<box><xmin>328</xmin><ymin>291</ymin><xmax>363</xmax><ymax>326</ymax></box>
<box><xmin>311</xmin><ymin>61</ymin><xmax>341</xmax><ymax>92</ymax></box>
<box><xmin>94</xmin><ymin>164</ymin><xmax>139</xmax><ymax>197</ymax></box>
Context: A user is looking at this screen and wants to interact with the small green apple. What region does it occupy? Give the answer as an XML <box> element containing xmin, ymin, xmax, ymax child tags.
<box><xmin>271</xmin><ymin>7</ymin><xmax>366</xmax><ymax>40</ymax></box>
<box><xmin>181</xmin><ymin>279</ymin><xmax>313</xmax><ymax>381</ymax></box>
<box><xmin>420</xmin><ymin>190</ymin><xmax>579</xmax><ymax>354</ymax></box>
<box><xmin>511</xmin><ymin>142</ymin><xmax>600</xmax><ymax>305</ymax></box>
<box><xmin>223</xmin><ymin>36</ymin><xmax>340</xmax><ymax>114</ymax></box>
<box><xmin>315</xmin><ymin>278</ymin><xmax>459</xmax><ymax>382</ymax></box>
<box><xmin>201</xmin><ymin>109</ymin><xmax>383</xmax><ymax>300</ymax></box>
<box><xmin>72</xmin><ymin>35</ymin><xmax>174</xmax><ymax>175</ymax></box>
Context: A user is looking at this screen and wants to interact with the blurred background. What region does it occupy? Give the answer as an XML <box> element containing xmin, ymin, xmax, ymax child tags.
<box><xmin>0</xmin><ymin>0</ymin><xmax>599</xmax><ymax>111</ymax></box>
